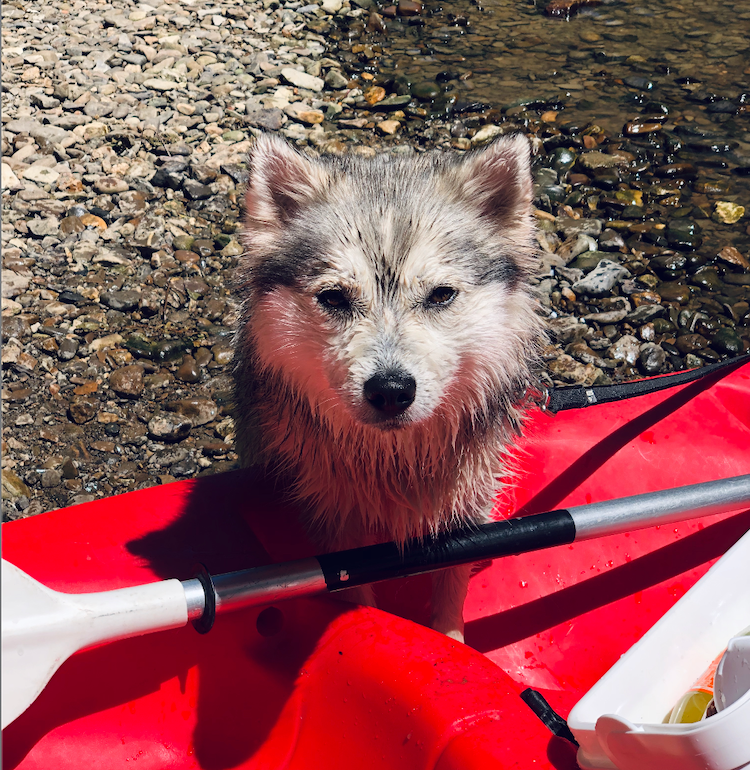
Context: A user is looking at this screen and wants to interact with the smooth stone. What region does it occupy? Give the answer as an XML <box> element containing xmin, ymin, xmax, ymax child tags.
<box><xmin>100</xmin><ymin>290</ymin><xmax>140</xmax><ymax>311</ymax></box>
<box><xmin>471</xmin><ymin>125</ymin><xmax>504</xmax><ymax>145</ymax></box>
<box><xmin>627</xmin><ymin>304</ymin><xmax>665</xmax><ymax>323</ymax></box>
<box><xmin>568</xmin><ymin>251</ymin><xmax>614</xmax><ymax>272</ymax></box>
<box><xmin>609</xmin><ymin>334</ymin><xmax>641</xmax><ymax>365</ymax></box>
<box><xmin>598</xmin><ymin>229</ymin><xmax>625</xmax><ymax>251</ymax></box>
<box><xmin>325</xmin><ymin>69</ymin><xmax>349</xmax><ymax>89</ymax></box>
<box><xmin>363</xmin><ymin>86</ymin><xmax>386</xmax><ymax>105</ymax></box>
<box><xmin>58</xmin><ymin>337</ymin><xmax>79</xmax><ymax>361</ymax></box>
<box><xmin>176</xmin><ymin>355</ymin><xmax>201</xmax><ymax>383</ymax></box>
<box><xmin>572</xmin><ymin>260</ymin><xmax>630</xmax><ymax>295</ymax></box>
<box><xmin>280</xmin><ymin>68</ymin><xmax>324</xmax><ymax>92</ymax></box>
<box><xmin>94</xmin><ymin>176</ymin><xmax>129</xmax><ymax>194</ymax></box>
<box><xmin>712</xmin><ymin>327</ymin><xmax>743</xmax><ymax>356</ymax></box>
<box><xmin>412</xmin><ymin>81</ymin><xmax>440</xmax><ymax>101</ymax></box>
<box><xmin>638</xmin><ymin>343</ymin><xmax>667</xmax><ymax>375</ymax></box>
<box><xmin>23</xmin><ymin>166</ymin><xmax>59</xmax><ymax>185</ymax></box>
<box><xmin>717</xmin><ymin>246</ymin><xmax>750</xmax><ymax>269</ymax></box>
<box><xmin>583</xmin><ymin>297</ymin><xmax>631</xmax><ymax>323</ymax></box>
<box><xmin>676</xmin><ymin>333</ymin><xmax>708</xmax><ymax>354</ymax></box>
<box><xmin>142</xmin><ymin>78</ymin><xmax>179</xmax><ymax>91</ymax></box>
<box><xmin>557</xmin><ymin>233</ymin><xmax>597</xmax><ymax>264</ymax></box>
<box><xmin>624</xmin><ymin>121</ymin><xmax>661</xmax><ymax>135</ymax></box>
<box><xmin>689</xmin><ymin>267</ymin><xmax>724</xmax><ymax>292</ymax></box>
<box><xmin>109</xmin><ymin>365</ymin><xmax>145</xmax><ymax>398</ymax></box>
<box><xmin>713</xmin><ymin>201</ymin><xmax>744</xmax><ymax>224</ymax></box>
<box><xmin>148</xmin><ymin>413</ymin><xmax>192</xmax><ymax>442</ymax></box>
<box><xmin>246</xmin><ymin>107</ymin><xmax>286</xmax><ymax>131</ymax></box>
<box><xmin>546</xmin><ymin>354</ymin><xmax>602</xmax><ymax>386</ymax></box>
<box><xmin>556</xmin><ymin>217</ymin><xmax>603</xmax><ymax>238</ymax></box>
<box><xmin>658</xmin><ymin>281</ymin><xmax>691</xmax><ymax>303</ymax></box>
<box><xmin>579</xmin><ymin>151</ymin><xmax>626</xmax><ymax>170</ymax></box>
<box><xmin>165</xmin><ymin>398</ymin><xmax>218</xmax><ymax>426</ymax></box>
<box><xmin>372</xmin><ymin>95</ymin><xmax>412</xmax><ymax>110</ymax></box>
<box><xmin>377</xmin><ymin>120</ymin><xmax>401</xmax><ymax>135</ymax></box>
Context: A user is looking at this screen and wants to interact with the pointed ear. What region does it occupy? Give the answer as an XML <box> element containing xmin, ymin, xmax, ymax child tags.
<box><xmin>244</xmin><ymin>134</ymin><xmax>330</xmax><ymax>232</ymax></box>
<box><xmin>458</xmin><ymin>134</ymin><xmax>533</xmax><ymax>228</ymax></box>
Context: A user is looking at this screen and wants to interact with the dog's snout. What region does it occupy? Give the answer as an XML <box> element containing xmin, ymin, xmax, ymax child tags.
<box><xmin>364</xmin><ymin>371</ymin><xmax>416</xmax><ymax>415</ymax></box>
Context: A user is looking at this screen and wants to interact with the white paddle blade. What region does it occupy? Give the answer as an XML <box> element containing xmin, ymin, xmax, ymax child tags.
<box><xmin>1</xmin><ymin>560</ymin><xmax>189</xmax><ymax>729</ymax></box>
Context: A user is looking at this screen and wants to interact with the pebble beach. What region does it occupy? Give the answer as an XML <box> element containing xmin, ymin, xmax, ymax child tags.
<box><xmin>2</xmin><ymin>0</ymin><xmax>749</xmax><ymax>519</ymax></box>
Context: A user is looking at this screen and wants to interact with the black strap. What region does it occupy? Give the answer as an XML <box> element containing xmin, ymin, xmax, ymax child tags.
<box><xmin>546</xmin><ymin>353</ymin><xmax>750</xmax><ymax>414</ymax></box>
<box><xmin>520</xmin><ymin>688</ymin><xmax>579</xmax><ymax>746</ymax></box>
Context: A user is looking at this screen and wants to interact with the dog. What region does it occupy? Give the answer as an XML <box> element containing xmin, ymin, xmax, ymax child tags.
<box><xmin>232</xmin><ymin>133</ymin><xmax>543</xmax><ymax>642</ymax></box>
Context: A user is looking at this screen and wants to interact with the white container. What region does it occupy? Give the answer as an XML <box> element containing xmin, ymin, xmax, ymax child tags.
<box><xmin>568</xmin><ymin>527</ymin><xmax>750</xmax><ymax>770</ymax></box>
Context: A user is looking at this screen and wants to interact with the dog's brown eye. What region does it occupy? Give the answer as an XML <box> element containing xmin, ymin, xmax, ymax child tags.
<box><xmin>317</xmin><ymin>289</ymin><xmax>351</xmax><ymax>312</ymax></box>
<box><xmin>426</xmin><ymin>287</ymin><xmax>457</xmax><ymax>307</ymax></box>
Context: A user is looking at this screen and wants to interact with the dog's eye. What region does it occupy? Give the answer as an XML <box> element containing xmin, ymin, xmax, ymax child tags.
<box><xmin>426</xmin><ymin>287</ymin><xmax>457</xmax><ymax>307</ymax></box>
<box><xmin>317</xmin><ymin>289</ymin><xmax>351</xmax><ymax>312</ymax></box>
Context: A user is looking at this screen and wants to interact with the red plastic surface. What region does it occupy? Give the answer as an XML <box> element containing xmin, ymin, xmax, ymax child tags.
<box><xmin>3</xmin><ymin>363</ymin><xmax>750</xmax><ymax>769</ymax></box>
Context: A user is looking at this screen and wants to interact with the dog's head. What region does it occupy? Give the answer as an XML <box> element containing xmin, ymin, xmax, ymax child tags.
<box><xmin>238</xmin><ymin>134</ymin><xmax>542</xmax><ymax>432</ymax></box>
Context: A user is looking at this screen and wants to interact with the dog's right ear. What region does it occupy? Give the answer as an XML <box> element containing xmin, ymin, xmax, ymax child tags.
<box><xmin>244</xmin><ymin>134</ymin><xmax>329</xmax><ymax>232</ymax></box>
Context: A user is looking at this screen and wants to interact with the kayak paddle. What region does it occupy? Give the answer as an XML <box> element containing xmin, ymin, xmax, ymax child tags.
<box><xmin>3</xmin><ymin>473</ymin><xmax>750</xmax><ymax>729</ymax></box>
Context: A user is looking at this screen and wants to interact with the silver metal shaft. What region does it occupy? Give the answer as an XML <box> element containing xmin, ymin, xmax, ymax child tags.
<box><xmin>571</xmin><ymin>474</ymin><xmax>750</xmax><ymax>540</ymax></box>
<box><xmin>210</xmin><ymin>558</ymin><xmax>326</xmax><ymax>612</ymax></box>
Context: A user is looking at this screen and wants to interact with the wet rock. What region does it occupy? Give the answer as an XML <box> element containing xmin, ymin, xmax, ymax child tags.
<box><xmin>583</xmin><ymin>297</ymin><xmax>631</xmax><ymax>324</ymax></box>
<box><xmin>609</xmin><ymin>335</ymin><xmax>641</xmax><ymax>366</ymax></box>
<box><xmin>557</xmin><ymin>233</ymin><xmax>596</xmax><ymax>263</ymax></box>
<box><xmin>598</xmin><ymin>229</ymin><xmax>625</xmax><ymax>251</ymax></box>
<box><xmin>666</xmin><ymin>219</ymin><xmax>701</xmax><ymax>249</ymax></box>
<box><xmin>572</xmin><ymin>260</ymin><xmax>629</xmax><ymax>295</ymax></box>
<box><xmin>569</xmin><ymin>251</ymin><xmax>614</xmax><ymax>272</ymax></box>
<box><xmin>109</xmin><ymin>365</ymin><xmax>145</xmax><ymax>398</ymax></box>
<box><xmin>148</xmin><ymin>413</ymin><xmax>192</xmax><ymax>442</ymax></box>
<box><xmin>712</xmin><ymin>327</ymin><xmax>743</xmax><ymax>356</ymax></box>
<box><xmin>578</xmin><ymin>152</ymin><xmax>626</xmax><ymax>171</ymax></box>
<box><xmin>713</xmin><ymin>201</ymin><xmax>744</xmax><ymax>224</ymax></box>
<box><xmin>177</xmin><ymin>355</ymin><xmax>201</xmax><ymax>383</ymax></box>
<box><xmin>717</xmin><ymin>246</ymin><xmax>750</xmax><ymax>269</ymax></box>
<box><xmin>638</xmin><ymin>343</ymin><xmax>667</xmax><ymax>375</ymax></box>
<box><xmin>171</xmin><ymin>457</ymin><xmax>199</xmax><ymax>477</ymax></box>
<box><xmin>546</xmin><ymin>354</ymin><xmax>602</xmax><ymax>386</ymax></box>
<box><xmin>556</xmin><ymin>217</ymin><xmax>603</xmax><ymax>239</ymax></box>
<box><xmin>676</xmin><ymin>334</ymin><xmax>708</xmax><ymax>354</ymax></box>
<box><xmin>658</xmin><ymin>281</ymin><xmax>691</xmax><ymax>303</ymax></box>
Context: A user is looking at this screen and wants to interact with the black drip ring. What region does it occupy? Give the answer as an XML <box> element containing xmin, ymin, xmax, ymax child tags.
<box><xmin>191</xmin><ymin>563</ymin><xmax>217</xmax><ymax>634</ymax></box>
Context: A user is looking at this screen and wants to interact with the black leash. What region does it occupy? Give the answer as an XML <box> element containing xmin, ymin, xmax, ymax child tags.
<box><xmin>545</xmin><ymin>353</ymin><xmax>750</xmax><ymax>414</ymax></box>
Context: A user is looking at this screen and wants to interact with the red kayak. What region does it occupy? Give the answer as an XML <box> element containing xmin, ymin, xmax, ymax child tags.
<box><xmin>3</xmin><ymin>362</ymin><xmax>750</xmax><ymax>770</ymax></box>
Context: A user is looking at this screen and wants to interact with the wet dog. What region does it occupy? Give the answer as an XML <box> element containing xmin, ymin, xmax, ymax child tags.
<box><xmin>232</xmin><ymin>133</ymin><xmax>543</xmax><ymax>641</ymax></box>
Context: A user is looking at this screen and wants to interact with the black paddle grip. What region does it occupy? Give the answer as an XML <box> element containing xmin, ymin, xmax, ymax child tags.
<box><xmin>317</xmin><ymin>510</ymin><xmax>576</xmax><ymax>591</ymax></box>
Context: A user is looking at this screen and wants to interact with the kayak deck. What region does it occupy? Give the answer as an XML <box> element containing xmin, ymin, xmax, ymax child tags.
<box><xmin>3</xmin><ymin>363</ymin><xmax>750</xmax><ymax>769</ymax></box>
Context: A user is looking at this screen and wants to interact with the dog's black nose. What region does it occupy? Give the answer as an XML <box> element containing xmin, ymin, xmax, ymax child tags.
<box><xmin>364</xmin><ymin>371</ymin><xmax>416</xmax><ymax>415</ymax></box>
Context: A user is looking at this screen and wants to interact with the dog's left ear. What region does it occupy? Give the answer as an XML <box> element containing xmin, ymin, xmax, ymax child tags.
<box><xmin>458</xmin><ymin>135</ymin><xmax>533</xmax><ymax>228</ymax></box>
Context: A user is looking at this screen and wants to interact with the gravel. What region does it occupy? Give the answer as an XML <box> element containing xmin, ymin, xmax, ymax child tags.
<box><xmin>2</xmin><ymin>0</ymin><xmax>749</xmax><ymax>520</ymax></box>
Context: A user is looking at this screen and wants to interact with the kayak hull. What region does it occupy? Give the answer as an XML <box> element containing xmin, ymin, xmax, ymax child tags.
<box><xmin>3</xmin><ymin>363</ymin><xmax>750</xmax><ymax>769</ymax></box>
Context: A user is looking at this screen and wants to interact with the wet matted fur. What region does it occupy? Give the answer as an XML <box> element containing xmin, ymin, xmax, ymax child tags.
<box><xmin>232</xmin><ymin>133</ymin><xmax>544</xmax><ymax>640</ymax></box>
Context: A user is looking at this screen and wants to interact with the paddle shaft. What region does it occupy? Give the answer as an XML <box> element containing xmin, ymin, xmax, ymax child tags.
<box><xmin>189</xmin><ymin>474</ymin><xmax>750</xmax><ymax>623</ymax></box>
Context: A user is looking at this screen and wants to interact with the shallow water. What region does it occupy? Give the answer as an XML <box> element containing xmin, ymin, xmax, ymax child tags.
<box><xmin>330</xmin><ymin>0</ymin><xmax>750</xmax><ymax>133</ymax></box>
